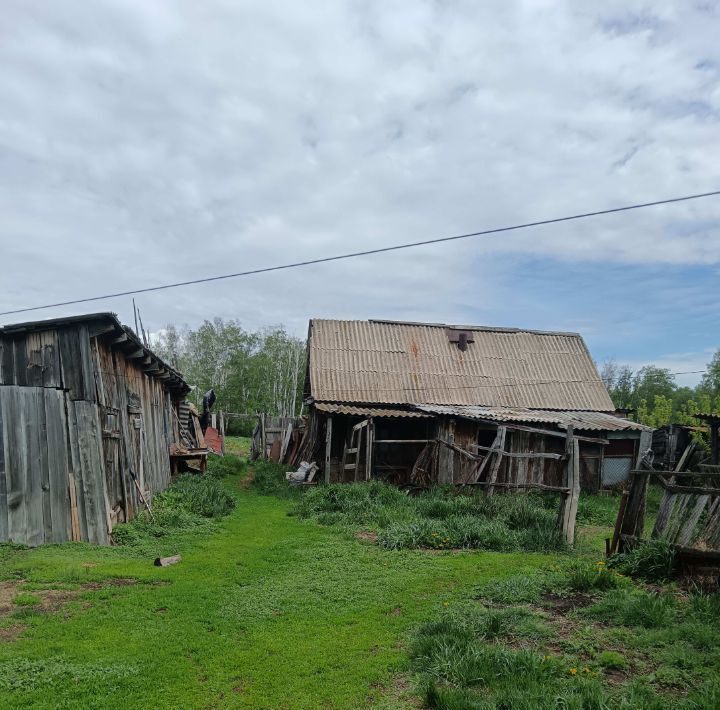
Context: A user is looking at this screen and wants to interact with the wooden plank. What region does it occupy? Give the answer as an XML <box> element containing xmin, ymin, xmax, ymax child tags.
<box><xmin>354</xmin><ymin>425</ymin><xmax>363</xmax><ymax>483</ymax></box>
<box><xmin>67</xmin><ymin>470</ymin><xmax>81</xmax><ymax>541</ymax></box>
<box><xmin>59</xmin><ymin>326</ymin><xmax>96</xmax><ymax>402</ymax></box>
<box><xmin>35</xmin><ymin>387</ymin><xmax>52</xmax><ymax>545</ymax></box>
<box><xmin>471</xmin><ymin>443</ymin><xmax>564</xmax><ymax>460</ymax></box>
<box><xmin>68</xmin><ymin>400</ymin><xmax>109</xmax><ymax>544</ymax></box>
<box><xmin>46</xmin><ymin>390</ymin><xmax>71</xmax><ymax>542</ymax></box>
<box><xmin>0</xmin><ymin>388</ymin><xmax>8</xmax><ymax>541</ymax></box>
<box><xmin>27</xmin><ymin>396</ymin><xmax>48</xmax><ymax>546</ymax></box>
<box><xmin>485</xmin><ymin>426</ymin><xmax>507</xmax><ymax>496</ymax></box>
<box><xmin>365</xmin><ymin>418</ymin><xmax>374</xmax><ymax>481</ymax></box>
<box><xmin>5</xmin><ymin>387</ymin><xmax>28</xmax><ymax>543</ymax></box>
<box><xmin>564</xmin><ymin>437</ymin><xmax>581</xmax><ymax>546</ymax></box>
<box><xmin>471</xmin><ymin>429</ymin><xmax>501</xmax><ymax>484</ymax></box>
<box><xmin>0</xmin><ymin>338</ymin><xmax>14</xmax><ymax>385</ymax></box>
<box><xmin>655</xmin><ymin>479</ymin><xmax>720</xmax><ymax>496</ymax></box>
<box><xmin>465</xmin><ymin>481</ymin><xmax>569</xmax><ymax>492</ymax></box>
<box><xmin>676</xmin><ymin>495</ymin><xmax>711</xmax><ymax>546</ymax></box>
<box><xmin>324</xmin><ymin>415</ymin><xmax>332</xmax><ymax>484</ymax></box>
<box><xmin>610</xmin><ymin>489</ymin><xmax>629</xmax><ymax>554</ymax></box>
<box><xmin>66</xmin><ymin>404</ymin><xmax>89</xmax><ymax>540</ymax></box>
<box><xmin>12</xmin><ymin>338</ymin><xmax>29</xmax><ymax>387</ymax></box>
<box><xmin>470</xmin><ymin>419</ymin><xmax>609</xmax><ymax>445</ymax></box>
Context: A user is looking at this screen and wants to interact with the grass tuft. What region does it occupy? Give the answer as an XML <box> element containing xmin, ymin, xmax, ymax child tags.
<box><xmin>294</xmin><ymin>483</ymin><xmax>567</xmax><ymax>553</ymax></box>
<box><xmin>608</xmin><ymin>539</ymin><xmax>675</xmax><ymax>581</ymax></box>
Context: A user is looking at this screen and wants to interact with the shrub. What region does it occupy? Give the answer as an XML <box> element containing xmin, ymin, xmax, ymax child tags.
<box><xmin>608</xmin><ymin>539</ymin><xmax>675</xmax><ymax>581</ymax></box>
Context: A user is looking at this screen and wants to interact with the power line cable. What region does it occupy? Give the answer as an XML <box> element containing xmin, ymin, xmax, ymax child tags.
<box><xmin>2</xmin><ymin>189</ymin><xmax>719</xmax><ymax>318</ymax></box>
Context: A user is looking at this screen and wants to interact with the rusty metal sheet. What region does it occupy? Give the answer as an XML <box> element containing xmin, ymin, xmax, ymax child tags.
<box><xmin>314</xmin><ymin>403</ymin><xmax>431</xmax><ymax>418</ymax></box>
<box><xmin>308</xmin><ymin>319</ymin><xmax>614</xmax><ymax>411</ymax></box>
<box><xmin>413</xmin><ymin>404</ymin><xmax>651</xmax><ymax>432</ymax></box>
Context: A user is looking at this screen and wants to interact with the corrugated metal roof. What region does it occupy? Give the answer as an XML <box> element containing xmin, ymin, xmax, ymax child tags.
<box><xmin>314</xmin><ymin>403</ymin><xmax>431</xmax><ymax>418</ymax></box>
<box><xmin>414</xmin><ymin>404</ymin><xmax>651</xmax><ymax>432</ymax></box>
<box><xmin>308</xmin><ymin>319</ymin><xmax>614</xmax><ymax>411</ymax></box>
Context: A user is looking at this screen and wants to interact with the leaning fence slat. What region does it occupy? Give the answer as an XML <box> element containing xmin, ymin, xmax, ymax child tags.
<box><xmin>485</xmin><ymin>426</ymin><xmax>507</xmax><ymax>497</ymax></box>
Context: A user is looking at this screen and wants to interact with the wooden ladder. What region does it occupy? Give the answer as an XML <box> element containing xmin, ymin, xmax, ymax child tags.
<box><xmin>343</xmin><ymin>419</ymin><xmax>373</xmax><ymax>481</ymax></box>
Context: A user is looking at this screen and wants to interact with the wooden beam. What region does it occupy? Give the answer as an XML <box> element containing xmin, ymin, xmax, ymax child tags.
<box><xmin>89</xmin><ymin>322</ymin><xmax>117</xmax><ymax>338</ymax></box>
<box><xmin>110</xmin><ymin>333</ymin><xmax>129</xmax><ymax>346</ymax></box>
<box><xmin>485</xmin><ymin>426</ymin><xmax>507</xmax><ymax>497</ymax></box>
<box><xmin>464</xmin><ymin>481</ymin><xmax>569</xmax><ymax>492</ymax></box>
<box><xmin>324</xmin><ymin>415</ymin><xmax>332</xmax><ymax>484</ymax></box>
<box><xmin>365</xmin><ymin>418</ymin><xmax>374</xmax><ymax>481</ymax></box>
<box><xmin>124</xmin><ymin>348</ymin><xmax>146</xmax><ymax>360</ymax></box>
<box><xmin>471</xmin><ymin>419</ymin><xmax>609</xmax><ymax>445</ymax></box>
<box><xmin>559</xmin><ymin>427</ymin><xmax>581</xmax><ymax>545</ymax></box>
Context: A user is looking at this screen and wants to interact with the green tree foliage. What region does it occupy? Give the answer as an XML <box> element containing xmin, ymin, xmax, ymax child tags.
<box><xmin>152</xmin><ymin>319</ymin><xmax>305</xmax><ymax>419</ymax></box>
<box><xmin>600</xmin><ymin>351</ymin><xmax>720</xmax><ymax>427</ymax></box>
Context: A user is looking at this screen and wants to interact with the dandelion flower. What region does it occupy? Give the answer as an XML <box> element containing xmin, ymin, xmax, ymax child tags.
<box><xmin>569</xmin><ymin>668</ymin><xmax>578</xmax><ymax>675</ymax></box>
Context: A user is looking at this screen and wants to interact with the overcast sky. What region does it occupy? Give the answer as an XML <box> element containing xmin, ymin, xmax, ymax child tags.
<box><xmin>1</xmin><ymin>1</ymin><xmax>719</xmax><ymax>384</ymax></box>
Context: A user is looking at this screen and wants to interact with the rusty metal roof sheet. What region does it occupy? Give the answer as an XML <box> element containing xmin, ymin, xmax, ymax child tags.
<box><xmin>414</xmin><ymin>404</ymin><xmax>651</xmax><ymax>432</ymax></box>
<box><xmin>314</xmin><ymin>403</ymin><xmax>431</xmax><ymax>418</ymax></box>
<box><xmin>308</xmin><ymin>319</ymin><xmax>614</xmax><ymax>411</ymax></box>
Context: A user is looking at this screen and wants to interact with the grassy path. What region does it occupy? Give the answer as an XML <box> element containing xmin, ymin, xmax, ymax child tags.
<box><xmin>0</xmin><ymin>481</ymin><xmax>557</xmax><ymax>709</ymax></box>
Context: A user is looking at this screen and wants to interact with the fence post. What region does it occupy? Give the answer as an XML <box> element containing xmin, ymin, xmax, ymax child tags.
<box><xmin>559</xmin><ymin>427</ymin><xmax>580</xmax><ymax>545</ymax></box>
<box><xmin>324</xmin><ymin>415</ymin><xmax>333</xmax><ymax>484</ymax></box>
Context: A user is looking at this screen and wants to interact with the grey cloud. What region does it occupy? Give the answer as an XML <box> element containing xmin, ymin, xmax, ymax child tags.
<box><xmin>0</xmin><ymin>0</ymin><xmax>718</xmax><ymax>346</ymax></box>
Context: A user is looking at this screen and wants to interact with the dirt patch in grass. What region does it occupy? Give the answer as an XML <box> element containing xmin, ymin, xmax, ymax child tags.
<box><xmin>0</xmin><ymin>578</ymin><xmax>140</xmax><ymax>619</ymax></box>
<box><xmin>0</xmin><ymin>622</ymin><xmax>26</xmax><ymax>642</ymax></box>
<box><xmin>541</xmin><ymin>591</ymin><xmax>596</xmax><ymax>614</ymax></box>
<box><xmin>355</xmin><ymin>531</ymin><xmax>379</xmax><ymax>543</ymax></box>
<box><xmin>367</xmin><ymin>673</ymin><xmax>422</xmax><ymax>708</ymax></box>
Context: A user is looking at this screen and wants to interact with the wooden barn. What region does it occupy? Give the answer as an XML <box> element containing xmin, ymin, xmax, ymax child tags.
<box><xmin>0</xmin><ymin>313</ymin><xmax>205</xmax><ymax>546</ymax></box>
<box><xmin>300</xmin><ymin>319</ymin><xmax>652</xmax><ymax>497</ymax></box>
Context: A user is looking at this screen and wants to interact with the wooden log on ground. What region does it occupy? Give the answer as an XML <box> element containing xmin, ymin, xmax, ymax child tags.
<box><xmin>154</xmin><ymin>555</ymin><xmax>181</xmax><ymax>567</ymax></box>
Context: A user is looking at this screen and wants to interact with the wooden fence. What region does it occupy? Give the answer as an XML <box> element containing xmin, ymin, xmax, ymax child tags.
<box><xmin>616</xmin><ymin>440</ymin><xmax>720</xmax><ymax>572</ymax></box>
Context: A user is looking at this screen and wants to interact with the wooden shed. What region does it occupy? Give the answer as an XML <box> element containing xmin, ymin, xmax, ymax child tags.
<box><xmin>0</xmin><ymin>313</ymin><xmax>204</xmax><ymax>546</ymax></box>
<box><xmin>300</xmin><ymin>319</ymin><xmax>652</xmax><ymax>494</ymax></box>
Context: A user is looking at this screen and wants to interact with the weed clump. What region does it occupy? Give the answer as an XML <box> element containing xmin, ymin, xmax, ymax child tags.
<box><xmin>111</xmin><ymin>474</ymin><xmax>235</xmax><ymax>553</ymax></box>
<box><xmin>251</xmin><ymin>461</ymin><xmax>301</xmax><ymax>499</ymax></box>
<box><xmin>582</xmin><ymin>588</ymin><xmax>677</xmax><ymax>628</ymax></box>
<box><xmin>608</xmin><ymin>539</ymin><xmax>675</xmax><ymax>581</ymax></box>
<box><xmin>206</xmin><ymin>454</ymin><xmax>246</xmax><ymax>479</ymax></box>
<box><xmin>294</xmin><ymin>482</ymin><xmax>567</xmax><ymax>553</ymax></box>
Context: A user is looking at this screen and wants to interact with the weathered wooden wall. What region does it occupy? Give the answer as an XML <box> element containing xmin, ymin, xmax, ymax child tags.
<box><xmin>0</xmin><ymin>322</ymin><xmax>182</xmax><ymax>546</ymax></box>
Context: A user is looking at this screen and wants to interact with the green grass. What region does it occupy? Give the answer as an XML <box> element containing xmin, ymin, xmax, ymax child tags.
<box><xmin>224</xmin><ymin>436</ymin><xmax>252</xmax><ymax>458</ymax></box>
<box><xmin>415</xmin><ymin>564</ymin><xmax>720</xmax><ymax>708</ymax></box>
<box><xmin>0</xmin><ymin>465</ymin><xmax>556</xmax><ymax>708</ymax></box>
<box><xmin>12</xmin><ymin>593</ymin><xmax>41</xmax><ymax>607</ymax></box>
<box><xmin>294</xmin><ymin>482</ymin><xmax>568</xmax><ymax>553</ymax></box>
<box><xmin>0</xmin><ymin>461</ymin><xmax>712</xmax><ymax>708</ymax></box>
